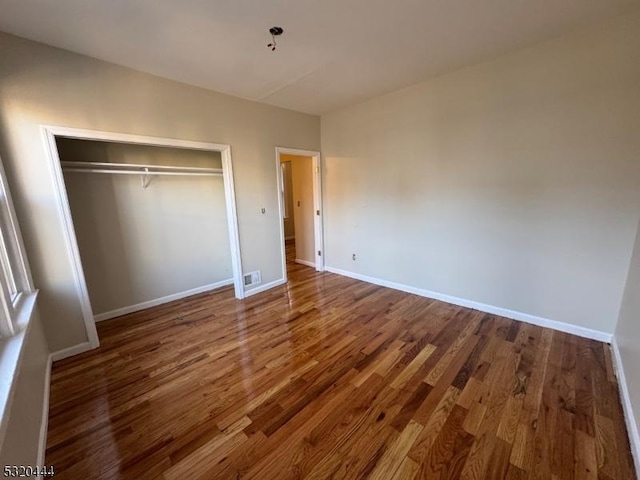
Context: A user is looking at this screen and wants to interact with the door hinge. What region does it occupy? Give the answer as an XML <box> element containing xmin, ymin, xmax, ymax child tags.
<box><xmin>316</xmin><ymin>210</ymin><xmax>320</xmax><ymax>216</ymax></box>
<box><xmin>318</xmin><ymin>250</ymin><xmax>322</xmax><ymax>256</ymax></box>
<box><xmin>315</xmin><ymin>166</ymin><xmax>320</xmax><ymax>173</ymax></box>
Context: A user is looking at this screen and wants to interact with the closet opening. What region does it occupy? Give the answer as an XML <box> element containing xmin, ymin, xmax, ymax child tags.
<box><xmin>42</xmin><ymin>127</ymin><xmax>244</xmax><ymax>351</ymax></box>
<box><xmin>275</xmin><ymin>147</ymin><xmax>324</xmax><ymax>281</ymax></box>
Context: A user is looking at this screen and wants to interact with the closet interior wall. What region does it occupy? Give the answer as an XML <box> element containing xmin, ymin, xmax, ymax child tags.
<box><xmin>57</xmin><ymin>138</ymin><xmax>233</xmax><ymax>320</ymax></box>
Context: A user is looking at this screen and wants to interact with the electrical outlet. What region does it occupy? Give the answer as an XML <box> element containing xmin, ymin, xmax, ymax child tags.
<box><xmin>352</xmin><ymin>253</ymin><xmax>357</xmax><ymax>261</ymax></box>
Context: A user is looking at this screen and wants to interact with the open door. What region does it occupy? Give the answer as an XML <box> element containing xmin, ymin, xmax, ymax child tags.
<box><xmin>275</xmin><ymin>147</ymin><xmax>323</xmax><ymax>282</ymax></box>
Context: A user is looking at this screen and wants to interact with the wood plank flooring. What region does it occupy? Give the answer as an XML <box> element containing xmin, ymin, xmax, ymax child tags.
<box><xmin>46</xmin><ymin>245</ymin><xmax>636</xmax><ymax>479</ymax></box>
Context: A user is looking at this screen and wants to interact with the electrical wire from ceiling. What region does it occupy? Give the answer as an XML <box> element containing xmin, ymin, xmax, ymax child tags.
<box><xmin>267</xmin><ymin>26</ymin><xmax>283</xmax><ymax>51</ymax></box>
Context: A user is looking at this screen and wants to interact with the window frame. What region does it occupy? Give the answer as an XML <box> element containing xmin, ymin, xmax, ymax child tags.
<box><xmin>0</xmin><ymin>155</ymin><xmax>34</xmax><ymax>338</ymax></box>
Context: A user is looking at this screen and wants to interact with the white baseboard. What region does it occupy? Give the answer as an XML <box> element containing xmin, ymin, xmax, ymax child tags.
<box><xmin>611</xmin><ymin>337</ymin><xmax>640</xmax><ymax>475</ymax></box>
<box><xmin>94</xmin><ymin>279</ymin><xmax>234</xmax><ymax>322</ymax></box>
<box><xmin>36</xmin><ymin>356</ymin><xmax>52</xmax><ymax>477</ymax></box>
<box><xmin>244</xmin><ymin>278</ymin><xmax>287</xmax><ymax>298</ymax></box>
<box><xmin>295</xmin><ymin>258</ymin><xmax>316</xmax><ymax>268</ymax></box>
<box><xmin>324</xmin><ymin>266</ymin><xmax>612</xmax><ymax>343</ymax></box>
<box><xmin>50</xmin><ymin>341</ymin><xmax>93</xmax><ymax>362</ymax></box>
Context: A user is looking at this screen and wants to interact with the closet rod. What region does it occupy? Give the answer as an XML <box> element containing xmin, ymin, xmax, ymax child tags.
<box><xmin>60</xmin><ymin>161</ymin><xmax>223</xmax><ymax>175</ymax></box>
<box><xmin>62</xmin><ymin>168</ymin><xmax>222</xmax><ymax>177</ymax></box>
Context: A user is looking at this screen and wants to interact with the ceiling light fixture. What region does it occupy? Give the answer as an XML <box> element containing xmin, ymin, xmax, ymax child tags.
<box><xmin>267</xmin><ymin>26</ymin><xmax>284</xmax><ymax>51</ymax></box>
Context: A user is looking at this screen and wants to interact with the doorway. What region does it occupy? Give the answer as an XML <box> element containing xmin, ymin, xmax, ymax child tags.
<box><xmin>275</xmin><ymin>147</ymin><xmax>323</xmax><ymax>281</ymax></box>
<box><xmin>42</xmin><ymin>126</ymin><xmax>244</xmax><ymax>351</ymax></box>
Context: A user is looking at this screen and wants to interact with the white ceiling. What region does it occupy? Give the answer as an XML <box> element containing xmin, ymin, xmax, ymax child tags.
<box><xmin>0</xmin><ymin>0</ymin><xmax>637</xmax><ymax>115</ymax></box>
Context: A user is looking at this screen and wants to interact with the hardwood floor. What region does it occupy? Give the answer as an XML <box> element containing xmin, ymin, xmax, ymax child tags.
<box><xmin>46</xmin><ymin>256</ymin><xmax>636</xmax><ymax>479</ymax></box>
<box><xmin>286</xmin><ymin>238</ymin><xmax>296</xmax><ymax>265</ymax></box>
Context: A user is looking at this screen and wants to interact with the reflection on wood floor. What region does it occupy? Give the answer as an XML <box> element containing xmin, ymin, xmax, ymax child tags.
<box><xmin>46</xmin><ymin>250</ymin><xmax>635</xmax><ymax>479</ymax></box>
<box><xmin>286</xmin><ymin>238</ymin><xmax>296</xmax><ymax>266</ymax></box>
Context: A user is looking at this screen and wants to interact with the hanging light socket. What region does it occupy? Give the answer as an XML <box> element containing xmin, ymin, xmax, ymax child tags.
<box><xmin>267</xmin><ymin>26</ymin><xmax>284</xmax><ymax>51</ymax></box>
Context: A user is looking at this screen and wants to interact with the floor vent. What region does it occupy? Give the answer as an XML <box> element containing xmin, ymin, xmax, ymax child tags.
<box><xmin>243</xmin><ymin>271</ymin><xmax>262</xmax><ymax>286</ymax></box>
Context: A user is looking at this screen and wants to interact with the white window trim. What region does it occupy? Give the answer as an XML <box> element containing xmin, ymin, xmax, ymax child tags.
<box><xmin>0</xmin><ymin>292</ymin><xmax>39</xmax><ymax>449</ymax></box>
<box><xmin>0</xmin><ymin>157</ymin><xmax>34</xmax><ymax>337</ymax></box>
<box><xmin>0</xmin><ymin>153</ymin><xmax>38</xmax><ymax>449</ymax></box>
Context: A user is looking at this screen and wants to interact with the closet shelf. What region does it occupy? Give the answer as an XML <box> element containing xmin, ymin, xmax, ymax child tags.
<box><xmin>60</xmin><ymin>161</ymin><xmax>223</xmax><ymax>188</ymax></box>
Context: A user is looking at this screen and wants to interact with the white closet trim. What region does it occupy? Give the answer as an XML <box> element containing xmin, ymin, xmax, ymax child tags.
<box><xmin>41</xmin><ymin>126</ymin><xmax>245</xmax><ymax>353</ymax></box>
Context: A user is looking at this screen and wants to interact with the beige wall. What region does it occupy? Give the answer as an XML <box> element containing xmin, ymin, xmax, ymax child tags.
<box><xmin>615</xmin><ymin>219</ymin><xmax>640</xmax><ymax>454</ymax></box>
<box><xmin>283</xmin><ymin>154</ymin><xmax>315</xmax><ymax>265</ymax></box>
<box><xmin>0</xmin><ymin>310</ymin><xmax>49</xmax><ymax>466</ymax></box>
<box><xmin>280</xmin><ymin>159</ymin><xmax>295</xmax><ymax>239</ymax></box>
<box><xmin>321</xmin><ymin>11</ymin><xmax>640</xmax><ymax>334</ymax></box>
<box><xmin>0</xmin><ymin>32</ymin><xmax>319</xmax><ymax>353</ymax></box>
<box><xmin>58</xmin><ymin>139</ymin><xmax>232</xmax><ymax>316</ymax></box>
